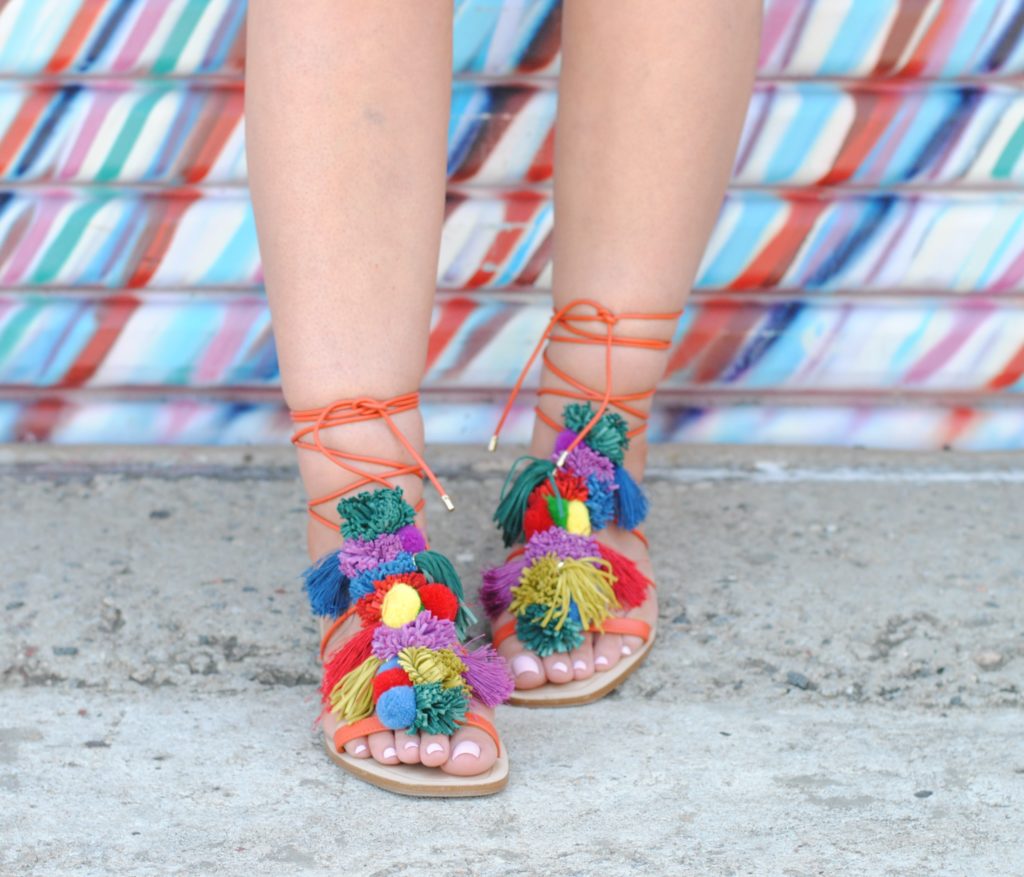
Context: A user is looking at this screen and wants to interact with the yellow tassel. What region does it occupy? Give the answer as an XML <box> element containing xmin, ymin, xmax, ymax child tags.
<box><xmin>329</xmin><ymin>655</ymin><xmax>382</xmax><ymax>721</ymax></box>
<box><xmin>398</xmin><ymin>647</ymin><xmax>467</xmax><ymax>690</ymax></box>
<box><xmin>565</xmin><ymin>500</ymin><xmax>592</xmax><ymax>536</ymax></box>
<box><xmin>509</xmin><ymin>554</ymin><xmax>617</xmax><ymax>631</ymax></box>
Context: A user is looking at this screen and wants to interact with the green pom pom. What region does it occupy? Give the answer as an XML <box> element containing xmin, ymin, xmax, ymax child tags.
<box><xmin>493</xmin><ymin>456</ymin><xmax>557</xmax><ymax>547</ymax></box>
<box><xmin>337</xmin><ymin>486</ymin><xmax>416</xmax><ymax>540</ymax></box>
<box><xmin>410</xmin><ymin>681</ymin><xmax>469</xmax><ymax>735</ymax></box>
<box><xmin>515</xmin><ymin>604</ymin><xmax>585</xmax><ymax>657</ymax></box>
<box><xmin>562</xmin><ymin>403</ymin><xmax>629</xmax><ymax>465</ymax></box>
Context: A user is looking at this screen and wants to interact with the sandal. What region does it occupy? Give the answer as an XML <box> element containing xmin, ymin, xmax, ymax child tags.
<box><xmin>291</xmin><ymin>394</ymin><xmax>513</xmax><ymax>795</ymax></box>
<box><xmin>480</xmin><ymin>300</ymin><xmax>680</xmax><ymax>707</ymax></box>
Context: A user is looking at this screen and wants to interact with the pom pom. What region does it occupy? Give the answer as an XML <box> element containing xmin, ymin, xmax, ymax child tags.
<box><xmin>381</xmin><ymin>656</ymin><xmax>401</xmax><ymax>671</ymax></box>
<box><xmin>349</xmin><ymin>552</ymin><xmax>417</xmax><ymax>601</ymax></box>
<box><xmin>598</xmin><ymin>542</ymin><xmax>652</xmax><ymax>609</ymax></box>
<box><xmin>302</xmin><ymin>551</ymin><xmax>349</xmax><ymax>618</ymax></box>
<box><xmin>328</xmin><ymin>655</ymin><xmax>382</xmax><ymax>721</ymax></box>
<box><xmin>613</xmin><ymin>465</ymin><xmax>649</xmax><ymax>530</ymax></box>
<box><xmin>515</xmin><ymin>604</ymin><xmax>585</xmax><ymax>657</ymax></box>
<box><xmin>525</xmin><ymin>527</ymin><xmax>599</xmax><ymax>562</ymax></box>
<box><xmin>510</xmin><ymin>554</ymin><xmax>617</xmax><ymax>632</ymax></box>
<box><xmin>524</xmin><ymin>489</ymin><xmax>556</xmax><ymax>539</ymax></box>
<box><xmin>337</xmin><ymin>532</ymin><xmax>404</xmax><ymax>578</ymax></box>
<box><xmin>554</xmin><ymin>470</ymin><xmax>588</xmax><ymax>501</ymax></box>
<box><xmin>372</xmin><ymin>666</ymin><xmax>413</xmax><ymax>703</ymax></box>
<box><xmin>411</xmin><ymin>681</ymin><xmax>469</xmax><ymax>735</ymax></box>
<box><xmin>562</xmin><ymin>403</ymin><xmax>629</xmax><ymax>465</ymax></box>
<box><xmin>397</xmin><ymin>524</ymin><xmax>427</xmax><ymax>554</ymax></box>
<box><xmin>584</xmin><ymin>474</ymin><xmax>616</xmax><ymax>531</ymax></box>
<box><xmin>565</xmin><ymin>500</ymin><xmax>592</xmax><ymax>536</ymax></box>
<box><xmin>372</xmin><ymin>613</ymin><xmax>458</xmax><ymax>660</ymax></box>
<box><xmin>456</xmin><ymin>641</ymin><xmax>514</xmax><ymax>707</ymax></box>
<box><xmin>480</xmin><ymin>555</ymin><xmax>527</xmax><ymax>618</ymax></box>
<box><xmin>493</xmin><ymin>456</ymin><xmax>558</xmax><ymax>547</ymax></box>
<box><xmin>380</xmin><ymin>582</ymin><xmax>422</xmax><ymax>628</ymax></box>
<box><xmin>417</xmin><ymin>583</ymin><xmax>459</xmax><ymax>621</ymax></box>
<box><xmin>377</xmin><ymin>684</ymin><xmax>418</xmax><ymax>729</ymax></box>
<box><xmin>355</xmin><ymin>571</ymin><xmax>428</xmax><ymax>627</ymax></box>
<box><xmin>320</xmin><ymin>625</ymin><xmax>375</xmax><ymax>704</ymax></box>
<box><xmin>414</xmin><ymin>549</ymin><xmax>476</xmax><ymax>638</ymax></box>
<box><xmin>553</xmin><ymin>428</ymin><xmax>577</xmax><ymax>455</ymax></box>
<box><xmin>337</xmin><ymin>486</ymin><xmax>416</xmax><ymax>541</ymax></box>
<box><xmin>561</xmin><ymin>442</ymin><xmax>616</xmax><ymax>482</ymax></box>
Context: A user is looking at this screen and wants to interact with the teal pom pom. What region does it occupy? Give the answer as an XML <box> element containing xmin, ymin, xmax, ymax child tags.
<box><xmin>410</xmin><ymin>682</ymin><xmax>469</xmax><ymax>735</ymax></box>
<box><xmin>493</xmin><ymin>455</ymin><xmax>557</xmax><ymax>548</ymax></box>
<box><xmin>562</xmin><ymin>403</ymin><xmax>629</xmax><ymax>465</ymax></box>
<box><xmin>515</xmin><ymin>603</ymin><xmax>585</xmax><ymax>657</ymax></box>
<box><xmin>337</xmin><ymin>487</ymin><xmax>416</xmax><ymax>540</ymax></box>
<box><xmin>377</xmin><ymin>685</ymin><xmax>417</xmax><ymax>729</ymax></box>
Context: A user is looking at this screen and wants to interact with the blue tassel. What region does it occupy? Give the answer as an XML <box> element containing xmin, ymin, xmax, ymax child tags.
<box><xmin>302</xmin><ymin>551</ymin><xmax>350</xmax><ymax>618</ymax></box>
<box><xmin>614</xmin><ymin>465</ymin><xmax>648</xmax><ymax>530</ymax></box>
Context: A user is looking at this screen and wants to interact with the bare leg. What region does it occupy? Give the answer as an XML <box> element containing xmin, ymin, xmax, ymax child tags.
<box><xmin>246</xmin><ymin>0</ymin><xmax>495</xmax><ymax>775</ymax></box>
<box><xmin>496</xmin><ymin>0</ymin><xmax>762</xmax><ymax>686</ymax></box>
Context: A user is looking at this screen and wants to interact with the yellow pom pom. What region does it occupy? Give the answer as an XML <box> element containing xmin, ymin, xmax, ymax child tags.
<box><xmin>565</xmin><ymin>500</ymin><xmax>592</xmax><ymax>536</ymax></box>
<box><xmin>380</xmin><ymin>582</ymin><xmax>422</xmax><ymax>628</ymax></box>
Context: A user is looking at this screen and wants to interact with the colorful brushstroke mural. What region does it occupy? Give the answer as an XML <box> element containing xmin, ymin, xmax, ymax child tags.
<box><xmin>0</xmin><ymin>0</ymin><xmax>1022</xmax><ymax>449</ymax></box>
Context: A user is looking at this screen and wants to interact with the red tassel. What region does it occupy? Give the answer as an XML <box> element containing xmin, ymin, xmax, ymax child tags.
<box><xmin>320</xmin><ymin>625</ymin><xmax>375</xmax><ymax>703</ymax></box>
<box><xmin>599</xmin><ymin>543</ymin><xmax>651</xmax><ymax>608</ymax></box>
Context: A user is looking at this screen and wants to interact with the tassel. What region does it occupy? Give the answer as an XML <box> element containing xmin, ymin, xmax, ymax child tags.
<box><xmin>411</xmin><ymin>681</ymin><xmax>469</xmax><ymax>735</ymax></box>
<box><xmin>598</xmin><ymin>542</ymin><xmax>651</xmax><ymax>608</ymax></box>
<box><xmin>302</xmin><ymin>551</ymin><xmax>349</xmax><ymax>618</ymax></box>
<box><xmin>456</xmin><ymin>640</ymin><xmax>514</xmax><ymax>707</ymax></box>
<box><xmin>509</xmin><ymin>554</ymin><xmax>617</xmax><ymax>632</ymax></box>
<box><xmin>320</xmin><ymin>625</ymin><xmax>375</xmax><ymax>703</ymax></box>
<box><xmin>329</xmin><ymin>655</ymin><xmax>382</xmax><ymax>721</ymax></box>
<box><xmin>415</xmin><ymin>549</ymin><xmax>477</xmax><ymax>637</ymax></box>
<box><xmin>516</xmin><ymin>603</ymin><xmax>585</xmax><ymax>657</ymax></box>
<box><xmin>614</xmin><ymin>465</ymin><xmax>649</xmax><ymax>530</ymax></box>
<box><xmin>584</xmin><ymin>474</ymin><xmax>616</xmax><ymax>530</ymax></box>
<box><xmin>480</xmin><ymin>555</ymin><xmax>527</xmax><ymax>618</ymax></box>
<box><xmin>493</xmin><ymin>456</ymin><xmax>557</xmax><ymax>547</ymax></box>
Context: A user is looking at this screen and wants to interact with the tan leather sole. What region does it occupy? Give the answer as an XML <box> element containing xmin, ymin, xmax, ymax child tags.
<box><xmin>324</xmin><ymin>734</ymin><xmax>510</xmax><ymax>797</ymax></box>
<box><xmin>508</xmin><ymin>629</ymin><xmax>656</xmax><ymax>708</ymax></box>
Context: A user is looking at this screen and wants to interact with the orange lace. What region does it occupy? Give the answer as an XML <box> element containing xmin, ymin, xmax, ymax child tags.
<box><xmin>290</xmin><ymin>392</ymin><xmax>453</xmax><ymax>532</ymax></box>
<box><xmin>488</xmin><ymin>299</ymin><xmax>682</xmax><ymax>466</ymax></box>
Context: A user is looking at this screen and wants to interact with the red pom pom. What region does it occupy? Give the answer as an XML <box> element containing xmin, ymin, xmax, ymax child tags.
<box><xmin>372</xmin><ymin>666</ymin><xmax>413</xmax><ymax>703</ymax></box>
<box><xmin>417</xmin><ymin>583</ymin><xmax>459</xmax><ymax>621</ymax></box>
<box><xmin>554</xmin><ymin>470</ymin><xmax>588</xmax><ymax>501</ymax></box>
<box><xmin>524</xmin><ymin>490</ymin><xmax>555</xmax><ymax>539</ymax></box>
<box><xmin>599</xmin><ymin>543</ymin><xmax>652</xmax><ymax>608</ymax></box>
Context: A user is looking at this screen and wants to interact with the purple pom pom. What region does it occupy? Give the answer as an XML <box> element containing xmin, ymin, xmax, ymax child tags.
<box><xmin>553</xmin><ymin>429</ymin><xmax>577</xmax><ymax>455</ymax></box>
<box><xmin>524</xmin><ymin>527</ymin><xmax>599</xmax><ymax>561</ymax></box>
<box><xmin>558</xmin><ymin>442</ymin><xmax>615</xmax><ymax>482</ymax></box>
<box><xmin>371</xmin><ymin>612</ymin><xmax>458</xmax><ymax>660</ymax></box>
<box><xmin>457</xmin><ymin>641</ymin><xmax>514</xmax><ymax>708</ymax></box>
<box><xmin>397</xmin><ymin>524</ymin><xmax>427</xmax><ymax>554</ymax></box>
<box><xmin>480</xmin><ymin>555</ymin><xmax>527</xmax><ymax>618</ymax></box>
<box><xmin>338</xmin><ymin>532</ymin><xmax>403</xmax><ymax>578</ymax></box>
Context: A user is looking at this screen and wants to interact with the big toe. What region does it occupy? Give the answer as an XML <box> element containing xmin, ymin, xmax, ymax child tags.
<box><xmin>441</xmin><ymin>726</ymin><xmax>497</xmax><ymax>777</ymax></box>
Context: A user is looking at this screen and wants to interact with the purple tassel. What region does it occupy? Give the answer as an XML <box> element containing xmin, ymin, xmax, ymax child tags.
<box><xmin>457</xmin><ymin>641</ymin><xmax>515</xmax><ymax>707</ymax></box>
<box><xmin>397</xmin><ymin>524</ymin><xmax>427</xmax><ymax>554</ymax></box>
<box><xmin>371</xmin><ymin>613</ymin><xmax>457</xmax><ymax>660</ymax></box>
<box><xmin>524</xmin><ymin>527</ymin><xmax>599</xmax><ymax>562</ymax></box>
<box><xmin>338</xmin><ymin>532</ymin><xmax>403</xmax><ymax>578</ymax></box>
<box><xmin>480</xmin><ymin>556</ymin><xmax>527</xmax><ymax>618</ymax></box>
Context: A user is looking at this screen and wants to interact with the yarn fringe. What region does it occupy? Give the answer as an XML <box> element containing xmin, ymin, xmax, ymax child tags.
<box><xmin>302</xmin><ymin>551</ymin><xmax>349</xmax><ymax>618</ymax></box>
<box><xmin>493</xmin><ymin>456</ymin><xmax>558</xmax><ymax>547</ymax></box>
<box><xmin>598</xmin><ymin>542</ymin><xmax>651</xmax><ymax>609</ymax></box>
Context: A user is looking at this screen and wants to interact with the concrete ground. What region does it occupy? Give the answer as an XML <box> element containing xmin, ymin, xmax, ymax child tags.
<box><xmin>1</xmin><ymin>443</ymin><xmax>1022</xmax><ymax>877</ymax></box>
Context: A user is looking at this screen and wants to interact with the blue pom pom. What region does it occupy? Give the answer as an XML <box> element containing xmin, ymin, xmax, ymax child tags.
<box><xmin>614</xmin><ymin>465</ymin><xmax>648</xmax><ymax>530</ymax></box>
<box><xmin>302</xmin><ymin>551</ymin><xmax>349</xmax><ymax>618</ymax></box>
<box><xmin>381</xmin><ymin>656</ymin><xmax>401</xmax><ymax>672</ymax></box>
<box><xmin>349</xmin><ymin>552</ymin><xmax>417</xmax><ymax>601</ymax></box>
<box><xmin>377</xmin><ymin>685</ymin><xmax>417</xmax><ymax>730</ymax></box>
<box><xmin>567</xmin><ymin>600</ymin><xmax>581</xmax><ymax>624</ymax></box>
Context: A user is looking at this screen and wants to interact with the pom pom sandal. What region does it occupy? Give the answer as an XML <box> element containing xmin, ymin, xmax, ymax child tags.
<box><xmin>481</xmin><ymin>300</ymin><xmax>681</xmax><ymax>707</ymax></box>
<box><xmin>292</xmin><ymin>394</ymin><xmax>512</xmax><ymax>795</ymax></box>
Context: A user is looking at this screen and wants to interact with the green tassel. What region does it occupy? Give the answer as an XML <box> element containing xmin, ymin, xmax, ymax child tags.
<box><xmin>410</xmin><ymin>681</ymin><xmax>469</xmax><ymax>735</ymax></box>
<box><xmin>415</xmin><ymin>549</ymin><xmax>477</xmax><ymax>638</ymax></box>
<box><xmin>545</xmin><ymin>492</ymin><xmax>568</xmax><ymax>529</ymax></box>
<box><xmin>493</xmin><ymin>455</ymin><xmax>557</xmax><ymax>547</ymax></box>
<box><xmin>515</xmin><ymin>604</ymin><xmax>585</xmax><ymax>657</ymax></box>
<box><xmin>562</xmin><ymin>402</ymin><xmax>630</xmax><ymax>465</ymax></box>
<box><xmin>337</xmin><ymin>486</ymin><xmax>416</xmax><ymax>540</ymax></box>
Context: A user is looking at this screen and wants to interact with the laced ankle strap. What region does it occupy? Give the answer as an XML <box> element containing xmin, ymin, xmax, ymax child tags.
<box><xmin>290</xmin><ymin>392</ymin><xmax>453</xmax><ymax>532</ymax></box>
<box><xmin>488</xmin><ymin>299</ymin><xmax>681</xmax><ymax>466</ymax></box>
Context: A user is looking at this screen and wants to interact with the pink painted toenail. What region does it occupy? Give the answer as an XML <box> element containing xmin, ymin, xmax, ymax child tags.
<box><xmin>595</xmin><ymin>656</ymin><xmax>610</xmax><ymax>667</ymax></box>
<box><xmin>353</xmin><ymin>744</ymin><xmax>368</xmax><ymax>755</ymax></box>
<box><xmin>622</xmin><ymin>644</ymin><xmax>633</xmax><ymax>656</ymax></box>
<box><xmin>451</xmin><ymin>740</ymin><xmax>481</xmax><ymax>761</ymax></box>
<box><xmin>426</xmin><ymin>743</ymin><xmax>444</xmax><ymax>755</ymax></box>
<box><xmin>573</xmin><ymin>660</ymin><xmax>587</xmax><ymax>671</ymax></box>
<box><xmin>382</xmin><ymin>747</ymin><xmax>396</xmax><ymax>760</ymax></box>
<box><xmin>512</xmin><ymin>654</ymin><xmax>541</xmax><ymax>676</ymax></box>
<box><xmin>552</xmin><ymin>661</ymin><xmax>569</xmax><ymax>674</ymax></box>
<box><xmin>404</xmin><ymin>741</ymin><xmax>419</xmax><ymax>751</ymax></box>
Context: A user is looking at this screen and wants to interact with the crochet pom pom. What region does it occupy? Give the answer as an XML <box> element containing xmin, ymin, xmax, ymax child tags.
<box><xmin>411</xmin><ymin>681</ymin><xmax>469</xmax><ymax>735</ymax></box>
<box><xmin>337</xmin><ymin>486</ymin><xmax>416</xmax><ymax>541</ymax></box>
<box><xmin>372</xmin><ymin>666</ymin><xmax>413</xmax><ymax>703</ymax></box>
<box><xmin>480</xmin><ymin>555</ymin><xmax>527</xmax><ymax>618</ymax></box>
<box><xmin>337</xmin><ymin>532</ymin><xmax>403</xmax><ymax>578</ymax></box>
<box><xmin>302</xmin><ymin>551</ymin><xmax>349</xmax><ymax>618</ymax></box>
<box><xmin>613</xmin><ymin>465</ymin><xmax>649</xmax><ymax>530</ymax></box>
<box><xmin>320</xmin><ymin>625</ymin><xmax>375</xmax><ymax>704</ymax></box>
<box><xmin>493</xmin><ymin>456</ymin><xmax>557</xmax><ymax>547</ymax></box>
<box><xmin>417</xmin><ymin>583</ymin><xmax>459</xmax><ymax>621</ymax></box>
<box><xmin>377</xmin><ymin>685</ymin><xmax>417</xmax><ymax>730</ymax></box>
<box><xmin>380</xmin><ymin>582</ymin><xmax>422</xmax><ymax>628</ymax></box>
<box><xmin>372</xmin><ymin>613</ymin><xmax>457</xmax><ymax>660</ymax></box>
<box><xmin>599</xmin><ymin>542</ymin><xmax>652</xmax><ymax>609</ymax></box>
<box><xmin>516</xmin><ymin>604</ymin><xmax>585</xmax><ymax>657</ymax></box>
<box><xmin>457</xmin><ymin>642</ymin><xmax>514</xmax><ymax>707</ymax></box>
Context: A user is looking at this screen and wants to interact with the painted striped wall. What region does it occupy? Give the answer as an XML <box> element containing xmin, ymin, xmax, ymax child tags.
<box><xmin>1</xmin><ymin>0</ymin><xmax>1024</xmax><ymax>449</ymax></box>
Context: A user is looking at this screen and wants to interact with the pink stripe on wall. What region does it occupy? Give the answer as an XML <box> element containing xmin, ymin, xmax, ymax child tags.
<box><xmin>59</xmin><ymin>86</ymin><xmax>122</xmax><ymax>179</ymax></box>
<box><xmin>112</xmin><ymin>0</ymin><xmax>173</xmax><ymax>73</ymax></box>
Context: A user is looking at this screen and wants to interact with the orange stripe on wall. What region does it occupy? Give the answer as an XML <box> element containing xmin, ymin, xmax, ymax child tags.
<box><xmin>0</xmin><ymin>89</ymin><xmax>52</xmax><ymax>174</ymax></box>
<box><xmin>45</xmin><ymin>0</ymin><xmax>107</xmax><ymax>74</ymax></box>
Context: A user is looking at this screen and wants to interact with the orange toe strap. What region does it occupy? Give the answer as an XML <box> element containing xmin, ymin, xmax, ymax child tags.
<box><xmin>491</xmin><ymin>619</ymin><xmax>517</xmax><ymax>650</ymax></box>
<box><xmin>588</xmin><ymin>616</ymin><xmax>652</xmax><ymax>640</ymax></box>
<box><xmin>332</xmin><ymin>711</ymin><xmax>502</xmax><ymax>757</ymax></box>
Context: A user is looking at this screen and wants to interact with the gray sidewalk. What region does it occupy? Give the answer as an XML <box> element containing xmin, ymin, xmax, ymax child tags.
<box><xmin>2</xmin><ymin>444</ymin><xmax>1022</xmax><ymax>876</ymax></box>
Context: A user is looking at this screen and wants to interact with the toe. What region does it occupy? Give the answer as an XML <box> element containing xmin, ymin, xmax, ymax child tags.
<box><xmin>441</xmin><ymin>726</ymin><xmax>497</xmax><ymax>777</ymax></box>
<box><xmin>420</xmin><ymin>734</ymin><xmax>450</xmax><ymax>767</ymax></box>
<box><xmin>620</xmin><ymin>634</ymin><xmax>644</xmax><ymax>657</ymax></box>
<box><xmin>396</xmin><ymin>730</ymin><xmax>421</xmax><ymax>764</ymax></box>
<box><xmin>592</xmin><ymin>632</ymin><xmax>623</xmax><ymax>672</ymax></box>
<box><xmin>542</xmin><ymin>651</ymin><xmax>575</xmax><ymax>684</ymax></box>
<box><xmin>367</xmin><ymin>730</ymin><xmax>399</xmax><ymax>765</ymax></box>
<box><xmin>569</xmin><ymin>635</ymin><xmax>595</xmax><ymax>680</ymax></box>
<box><xmin>501</xmin><ymin>644</ymin><xmax>546</xmax><ymax>690</ymax></box>
<box><xmin>343</xmin><ymin>735</ymin><xmax>371</xmax><ymax>759</ymax></box>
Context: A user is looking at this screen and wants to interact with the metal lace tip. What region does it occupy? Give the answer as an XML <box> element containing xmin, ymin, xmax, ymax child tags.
<box><xmin>487</xmin><ymin>435</ymin><xmax>499</xmax><ymax>453</ymax></box>
<box><xmin>555</xmin><ymin>450</ymin><xmax>569</xmax><ymax>468</ymax></box>
<box><xmin>441</xmin><ymin>494</ymin><xmax>455</xmax><ymax>512</ymax></box>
